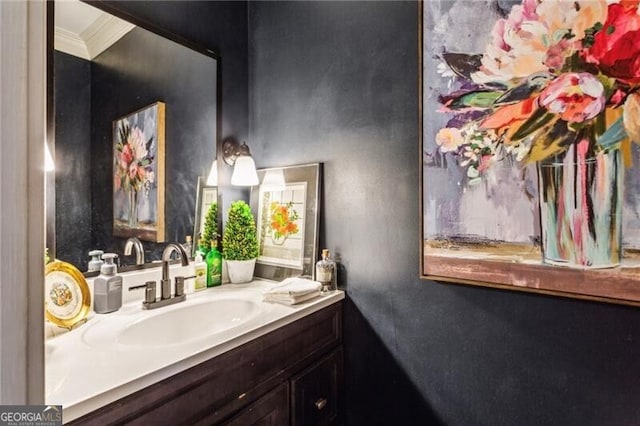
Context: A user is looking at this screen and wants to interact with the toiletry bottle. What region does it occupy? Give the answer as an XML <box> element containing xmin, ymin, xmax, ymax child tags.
<box><xmin>183</xmin><ymin>235</ymin><xmax>193</xmax><ymax>260</ymax></box>
<box><xmin>88</xmin><ymin>250</ymin><xmax>104</xmax><ymax>272</ymax></box>
<box><xmin>93</xmin><ymin>253</ymin><xmax>123</xmax><ymax>313</ymax></box>
<box><xmin>206</xmin><ymin>241</ymin><xmax>222</xmax><ymax>287</ymax></box>
<box><xmin>315</xmin><ymin>249</ymin><xmax>336</xmax><ymax>292</ymax></box>
<box><xmin>193</xmin><ymin>253</ymin><xmax>207</xmax><ymax>291</ymax></box>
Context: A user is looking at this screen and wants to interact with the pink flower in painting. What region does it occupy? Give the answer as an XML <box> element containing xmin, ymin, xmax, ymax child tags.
<box><xmin>120</xmin><ymin>144</ymin><xmax>133</xmax><ymax>169</ymax></box>
<box><xmin>473</xmin><ymin>0</ymin><xmax>609</xmax><ymax>83</ymax></box>
<box><xmin>128</xmin><ymin>126</ymin><xmax>148</xmax><ymax>161</ymax></box>
<box><xmin>584</xmin><ymin>2</ymin><xmax>640</xmax><ymax>84</ymax></box>
<box><xmin>538</xmin><ymin>73</ymin><xmax>605</xmax><ymax>123</ymax></box>
<box><xmin>435</xmin><ymin>127</ymin><xmax>465</xmax><ymax>152</ymax></box>
<box><xmin>114</xmin><ymin>119</ymin><xmax>155</xmax><ymax>194</ymax></box>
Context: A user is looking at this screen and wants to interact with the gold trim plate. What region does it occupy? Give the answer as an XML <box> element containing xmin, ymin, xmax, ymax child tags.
<box><xmin>45</xmin><ymin>261</ymin><xmax>91</xmax><ymax>329</ymax></box>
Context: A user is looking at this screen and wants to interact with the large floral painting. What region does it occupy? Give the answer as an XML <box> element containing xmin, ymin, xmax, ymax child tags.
<box><xmin>421</xmin><ymin>0</ymin><xmax>640</xmax><ymax>305</ymax></box>
<box><xmin>113</xmin><ymin>102</ymin><xmax>165</xmax><ymax>242</ymax></box>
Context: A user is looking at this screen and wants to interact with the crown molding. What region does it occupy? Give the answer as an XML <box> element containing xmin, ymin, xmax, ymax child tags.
<box><xmin>82</xmin><ymin>13</ymin><xmax>134</xmax><ymax>60</ymax></box>
<box><xmin>54</xmin><ymin>12</ymin><xmax>134</xmax><ymax>61</ymax></box>
<box><xmin>54</xmin><ymin>26</ymin><xmax>90</xmax><ymax>60</ymax></box>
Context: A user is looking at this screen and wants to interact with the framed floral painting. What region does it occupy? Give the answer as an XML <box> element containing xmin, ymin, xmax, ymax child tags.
<box><xmin>249</xmin><ymin>163</ymin><xmax>322</xmax><ymax>281</ymax></box>
<box><xmin>113</xmin><ymin>102</ymin><xmax>165</xmax><ymax>242</ymax></box>
<box><xmin>421</xmin><ymin>1</ymin><xmax>640</xmax><ymax>305</ymax></box>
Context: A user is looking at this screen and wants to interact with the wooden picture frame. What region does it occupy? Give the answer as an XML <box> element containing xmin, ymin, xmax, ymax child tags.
<box><xmin>250</xmin><ymin>163</ymin><xmax>322</xmax><ymax>281</ymax></box>
<box><xmin>193</xmin><ymin>176</ymin><xmax>218</xmax><ymax>257</ymax></box>
<box><xmin>420</xmin><ymin>1</ymin><xmax>640</xmax><ymax>306</ymax></box>
<box><xmin>112</xmin><ymin>101</ymin><xmax>165</xmax><ymax>242</ymax></box>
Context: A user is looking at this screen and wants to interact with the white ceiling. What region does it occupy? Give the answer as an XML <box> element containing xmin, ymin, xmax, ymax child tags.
<box><xmin>54</xmin><ymin>0</ymin><xmax>135</xmax><ymax>61</ymax></box>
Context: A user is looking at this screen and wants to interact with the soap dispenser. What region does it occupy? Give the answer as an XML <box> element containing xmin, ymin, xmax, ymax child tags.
<box><xmin>88</xmin><ymin>250</ymin><xmax>104</xmax><ymax>272</ymax></box>
<box><xmin>94</xmin><ymin>253</ymin><xmax>123</xmax><ymax>314</ymax></box>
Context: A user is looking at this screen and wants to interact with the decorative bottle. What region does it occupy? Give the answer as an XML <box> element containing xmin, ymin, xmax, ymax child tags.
<box><xmin>206</xmin><ymin>241</ymin><xmax>222</xmax><ymax>287</ymax></box>
<box><xmin>315</xmin><ymin>249</ymin><xmax>336</xmax><ymax>292</ymax></box>
<box><xmin>183</xmin><ymin>235</ymin><xmax>193</xmax><ymax>260</ymax></box>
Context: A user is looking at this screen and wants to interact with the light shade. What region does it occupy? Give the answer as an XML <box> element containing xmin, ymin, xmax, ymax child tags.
<box><xmin>45</xmin><ymin>142</ymin><xmax>55</xmax><ymax>171</ymax></box>
<box><xmin>206</xmin><ymin>159</ymin><xmax>218</xmax><ymax>186</ymax></box>
<box><xmin>261</xmin><ymin>169</ymin><xmax>286</xmax><ymax>192</ymax></box>
<box><xmin>231</xmin><ymin>156</ymin><xmax>259</xmax><ymax>186</ymax></box>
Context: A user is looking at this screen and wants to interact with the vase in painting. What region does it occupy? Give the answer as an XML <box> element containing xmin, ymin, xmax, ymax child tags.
<box><xmin>537</xmin><ymin>142</ymin><xmax>623</xmax><ymax>268</ymax></box>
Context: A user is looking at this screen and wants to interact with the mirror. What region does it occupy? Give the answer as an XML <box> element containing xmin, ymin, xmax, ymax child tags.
<box><xmin>50</xmin><ymin>0</ymin><xmax>219</xmax><ymax>273</ymax></box>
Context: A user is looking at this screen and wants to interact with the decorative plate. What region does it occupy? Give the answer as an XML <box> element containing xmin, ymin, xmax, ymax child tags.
<box><xmin>45</xmin><ymin>261</ymin><xmax>91</xmax><ymax>328</ymax></box>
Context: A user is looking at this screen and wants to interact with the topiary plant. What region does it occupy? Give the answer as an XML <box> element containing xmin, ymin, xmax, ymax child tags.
<box><xmin>222</xmin><ymin>200</ymin><xmax>259</xmax><ymax>260</ymax></box>
<box><xmin>201</xmin><ymin>202</ymin><xmax>218</xmax><ymax>249</ymax></box>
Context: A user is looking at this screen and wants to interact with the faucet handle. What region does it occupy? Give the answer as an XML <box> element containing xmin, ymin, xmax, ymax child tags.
<box><xmin>145</xmin><ymin>281</ymin><xmax>157</xmax><ymax>304</ymax></box>
<box><xmin>175</xmin><ymin>276</ymin><xmax>185</xmax><ymax>297</ymax></box>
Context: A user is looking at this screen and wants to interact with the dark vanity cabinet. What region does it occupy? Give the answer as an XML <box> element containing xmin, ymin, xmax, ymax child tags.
<box><xmin>70</xmin><ymin>302</ymin><xmax>343</xmax><ymax>425</ymax></box>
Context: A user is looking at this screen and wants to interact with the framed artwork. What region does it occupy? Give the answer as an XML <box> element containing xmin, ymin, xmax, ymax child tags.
<box><xmin>250</xmin><ymin>163</ymin><xmax>322</xmax><ymax>281</ymax></box>
<box><xmin>113</xmin><ymin>101</ymin><xmax>165</xmax><ymax>242</ymax></box>
<box><xmin>193</xmin><ymin>176</ymin><xmax>218</xmax><ymax>255</ymax></box>
<box><xmin>421</xmin><ymin>1</ymin><xmax>640</xmax><ymax>306</ymax></box>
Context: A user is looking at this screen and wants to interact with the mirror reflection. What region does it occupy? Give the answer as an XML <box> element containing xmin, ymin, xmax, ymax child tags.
<box><xmin>51</xmin><ymin>0</ymin><xmax>218</xmax><ymax>273</ymax></box>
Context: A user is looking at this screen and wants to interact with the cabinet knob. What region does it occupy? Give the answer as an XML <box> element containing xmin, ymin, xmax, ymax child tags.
<box><xmin>315</xmin><ymin>398</ymin><xmax>327</xmax><ymax>411</ymax></box>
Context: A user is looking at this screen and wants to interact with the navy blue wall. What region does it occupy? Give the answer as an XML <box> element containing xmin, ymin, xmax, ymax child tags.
<box><xmin>248</xmin><ymin>2</ymin><xmax>640</xmax><ymax>425</ymax></box>
<box><xmin>54</xmin><ymin>52</ymin><xmax>92</xmax><ymax>269</ymax></box>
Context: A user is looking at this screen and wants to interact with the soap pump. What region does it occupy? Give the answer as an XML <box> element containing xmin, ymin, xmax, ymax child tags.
<box><xmin>93</xmin><ymin>253</ymin><xmax>123</xmax><ymax>314</ymax></box>
<box><xmin>88</xmin><ymin>250</ymin><xmax>104</xmax><ymax>272</ymax></box>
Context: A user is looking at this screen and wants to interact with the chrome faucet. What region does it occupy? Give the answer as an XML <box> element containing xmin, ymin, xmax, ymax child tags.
<box><xmin>160</xmin><ymin>243</ymin><xmax>190</xmax><ymax>299</ymax></box>
<box><xmin>124</xmin><ymin>237</ymin><xmax>145</xmax><ymax>265</ymax></box>
<box><xmin>138</xmin><ymin>243</ymin><xmax>190</xmax><ymax>310</ymax></box>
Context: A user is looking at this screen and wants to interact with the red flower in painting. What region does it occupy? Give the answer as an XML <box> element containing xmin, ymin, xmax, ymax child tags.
<box><xmin>584</xmin><ymin>2</ymin><xmax>640</xmax><ymax>84</ymax></box>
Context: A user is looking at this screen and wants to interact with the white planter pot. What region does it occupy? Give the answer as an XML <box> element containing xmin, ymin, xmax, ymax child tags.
<box><xmin>226</xmin><ymin>259</ymin><xmax>256</xmax><ymax>284</ymax></box>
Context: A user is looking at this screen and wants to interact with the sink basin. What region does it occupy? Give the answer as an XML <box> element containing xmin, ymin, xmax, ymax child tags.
<box><xmin>119</xmin><ymin>299</ymin><xmax>260</xmax><ymax>347</ymax></box>
<box><xmin>82</xmin><ymin>298</ymin><xmax>261</xmax><ymax>349</ymax></box>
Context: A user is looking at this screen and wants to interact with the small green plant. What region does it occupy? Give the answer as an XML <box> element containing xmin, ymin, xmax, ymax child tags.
<box><xmin>201</xmin><ymin>202</ymin><xmax>218</xmax><ymax>249</ymax></box>
<box><xmin>222</xmin><ymin>200</ymin><xmax>258</xmax><ymax>260</ymax></box>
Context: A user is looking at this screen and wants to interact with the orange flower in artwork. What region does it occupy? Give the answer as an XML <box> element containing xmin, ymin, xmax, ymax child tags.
<box><xmin>269</xmin><ymin>201</ymin><xmax>300</xmax><ymax>242</ymax></box>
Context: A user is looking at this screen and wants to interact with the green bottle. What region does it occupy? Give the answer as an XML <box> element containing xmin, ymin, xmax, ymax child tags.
<box><xmin>206</xmin><ymin>241</ymin><xmax>222</xmax><ymax>287</ymax></box>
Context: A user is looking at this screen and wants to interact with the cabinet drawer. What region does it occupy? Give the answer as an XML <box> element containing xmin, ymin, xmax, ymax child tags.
<box><xmin>221</xmin><ymin>383</ymin><xmax>289</xmax><ymax>426</ymax></box>
<box><xmin>291</xmin><ymin>348</ymin><xmax>342</xmax><ymax>426</ymax></box>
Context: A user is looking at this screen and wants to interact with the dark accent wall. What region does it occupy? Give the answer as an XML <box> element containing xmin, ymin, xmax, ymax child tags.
<box><xmin>248</xmin><ymin>2</ymin><xmax>640</xmax><ymax>425</ymax></box>
<box><xmin>54</xmin><ymin>52</ymin><xmax>92</xmax><ymax>270</ymax></box>
<box><xmin>90</xmin><ymin>26</ymin><xmax>217</xmax><ymax>261</ymax></box>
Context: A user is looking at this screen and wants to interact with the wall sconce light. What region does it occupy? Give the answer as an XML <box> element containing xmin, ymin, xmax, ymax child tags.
<box><xmin>206</xmin><ymin>159</ymin><xmax>218</xmax><ymax>186</ymax></box>
<box><xmin>222</xmin><ymin>137</ymin><xmax>259</xmax><ymax>186</ymax></box>
<box><xmin>261</xmin><ymin>169</ymin><xmax>286</xmax><ymax>192</ymax></box>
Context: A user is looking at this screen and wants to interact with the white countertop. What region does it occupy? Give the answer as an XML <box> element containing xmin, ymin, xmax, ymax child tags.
<box><xmin>45</xmin><ymin>279</ymin><xmax>344</xmax><ymax>422</ymax></box>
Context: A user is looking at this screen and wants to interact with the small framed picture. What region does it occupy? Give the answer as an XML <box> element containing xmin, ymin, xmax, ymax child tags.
<box><xmin>193</xmin><ymin>176</ymin><xmax>218</xmax><ymax>255</ymax></box>
<box><xmin>250</xmin><ymin>163</ymin><xmax>322</xmax><ymax>281</ymax></box>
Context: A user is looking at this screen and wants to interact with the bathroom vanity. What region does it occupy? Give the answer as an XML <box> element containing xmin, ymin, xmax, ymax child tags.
<box><xmin>45</xmin><ymin>279</ymin><xmax>344</xmax><ymax>425</ymax></box>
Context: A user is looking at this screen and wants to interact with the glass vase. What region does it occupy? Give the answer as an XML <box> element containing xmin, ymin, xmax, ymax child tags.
<box><xmin>537</xmin><ymin>143</ymin><xmax>623</xmax><ymax>268</ymax></box>
<box><xmin>128</xmin><ymin>189</ymin><xmax>138</xmax><ymax>228</ymax></box>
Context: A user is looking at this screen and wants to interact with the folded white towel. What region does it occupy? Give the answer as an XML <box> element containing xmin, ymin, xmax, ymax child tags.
<box><xmin>265</xmin><ymin>277</ymin><xmax>322</xmax><ymax>297</ymax></box>
<box><xmin>264</xmin><ymin>290</ymin><xmax>321</xmax><ymax>305</ymax></box>
<box><xmin>264</xmin><ymin>277</ymin><xmax>323</xmax><ymax>305</ymax></box>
